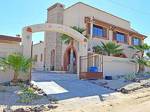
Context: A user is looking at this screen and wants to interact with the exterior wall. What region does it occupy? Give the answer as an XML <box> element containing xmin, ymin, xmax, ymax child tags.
<box><xmin>63</xmin><ymin>2</ymin><xmax>145</xmax><ymax>58</ymax></box>
<box><xmin>103</xmin><ymin>56</ymin><xmax>137</xmax><ymax>76</ymax></box>
<box><xmin>32</xmin><ymin>42</ymin><xmax>45</xmax><ymax>70</ymax></box>
<box><xmin>0</xmin><ymin>70</ymin><xmax>29</xmax><ymax>83</ymax></box>
<box><xmin>64</xmin><ymin>2</ymin><xmax>130</xmax><ymax>29</ymax></box>
<box><xmin>145</xmin><ymin>67</ymin><xmax>150</xmax><ymax>72</ymax></box>
<box><xmin>0</xmin><ymin>42</ymin><xmax>22</xmax><ymax>83</ymax></box>
<box><xmin>0</xmin><ymin>43</ymin><xmax>21</xmax><ymax>57</ymax></box>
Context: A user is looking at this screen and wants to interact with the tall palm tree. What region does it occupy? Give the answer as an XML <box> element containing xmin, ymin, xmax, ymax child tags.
<box><xmin>146</xmin><ymin>52</ymin><xmax>150</xmax><ymax>58</ymax></box>
<box><xmin>93</xmin><ymin>41</ymin><xmax>123</xmax><ymax>56</ymax></box>
<box><xmin>129</xmin><ymin>44</ymin><xmax>150</xmax><ymax>73</ymax></box>
<box><xmin>0</xmin><ymin>53</ymin><xmax>32</xmax><ymax>83</ymax></box>
<box><xmin>146</xmin><ymin>52</ymin><xmax>150</xmax><ymax>67</ymax></box>
<box><xmin>129</xmin><ymin>44</ymin><xmax>150</xmax><ymax>57</ymax></box>
<box><xmin>61</xmin><ymin>26</ymin><xmax>85</xmax><ymax>72</ymax></box>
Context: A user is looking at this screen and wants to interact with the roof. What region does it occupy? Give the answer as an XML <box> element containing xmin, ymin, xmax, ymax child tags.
<box><xmin>0</xmin><ymin>35</ymin><xmax>21</xmax><ymax>42</ymax></box>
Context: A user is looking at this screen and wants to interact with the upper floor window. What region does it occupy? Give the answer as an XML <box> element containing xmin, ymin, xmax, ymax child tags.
<box><xmin>132</xmin><ymin>37</ymin><xmax>141</xmax><ymax>45</ymax></box>
<box><xmin>114</xmin><ymin>32</ymin><xmax>127</xmax><ymax>43</ymax></box>
<box><xmin>92</xmin><ymin>25</ymin><xmax>107</xmax><ymax>38</ymax></box>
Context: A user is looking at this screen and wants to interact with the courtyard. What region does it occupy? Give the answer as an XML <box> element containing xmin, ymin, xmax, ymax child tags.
<box><xmin>31</xmin><ymin>71</ymin><xmax>113</xmax><ymax>101</ymax></box>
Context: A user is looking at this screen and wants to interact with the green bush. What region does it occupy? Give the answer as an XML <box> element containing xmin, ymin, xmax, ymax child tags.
<box><xmin>17</xmin><ymin>85</ymin><xmax>42</xmax><ymax>103</ymax></box>
<box><xmin>124</xmin><ymin>73</ymin><xmax>136</xmax><ymax>81</ymax></box>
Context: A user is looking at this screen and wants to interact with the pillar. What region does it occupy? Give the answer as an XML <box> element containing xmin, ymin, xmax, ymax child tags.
<box><xmin>22</xmin><ymin>29</ymin><xmax>32</xmax><ymax>58</ymax></box>
<box><xmin>109</xmin><ymin>30</ymin><xmax>113</xmax><ymax>41</ymax></box>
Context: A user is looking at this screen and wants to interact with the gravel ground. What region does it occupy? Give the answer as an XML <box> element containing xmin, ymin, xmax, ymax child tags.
<box><xmin>0</xmin><ymin>86</ymin><xmax>50</xmax><ymax>111</ymax></box>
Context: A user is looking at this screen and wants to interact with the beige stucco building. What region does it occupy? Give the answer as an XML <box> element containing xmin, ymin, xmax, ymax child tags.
<box><xmin>0</xmin><ymin>35</ymin><xmax>22</xmax><ymax>82</ymax></box>
<box><xmin>33</xmin><ymin>2</ymin><xmax>146</xmax><ymax>73</ymax></box>
<box><xmin>0</xmin><ymin>35</ymin><xmax>21</xmax><ymax>58</ymax></box>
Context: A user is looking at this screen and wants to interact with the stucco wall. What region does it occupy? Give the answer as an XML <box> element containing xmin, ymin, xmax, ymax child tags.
<box><xmin>145</xmin><ymin>67</ymin><xmax>150</xmax><ymax>72</ymax></box>
<box><xmin>64</xmin><ymin>2</ymin><xmax>130</xmax><ymax>29</ymax></box>
<box><xmin>0</xmin><ymin>43</ymin><xmax>22</xmax><ymax>83</ymax></box>
<box><xmin>63</xmin><ymin>2</ymin><xmax>134</xmax><ymax>58</ymax></box>
<box><xmin>103</xmin><ymin>56</ymin><xmax>137</xmax><ymax>76</ymax></box>
<box><xmin>32</xmin><ymin>42</ymin><xmax>45</xmax><ymax>70</ymax></box>
<box><xmin>0</xmin><ymin>70</ymin><xmax>29</xmax><ymax>83</ymax></box>
<box><xmin>0</xmin><ymin>43</ymin><xmax>21</xmax><ymax>57</ymax></box>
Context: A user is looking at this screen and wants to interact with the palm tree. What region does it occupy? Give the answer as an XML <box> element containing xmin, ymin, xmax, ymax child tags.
<box><xmin>129</xmin><ymin>44</ymin><xmax>150</xmax><ymax>58</ymax></box>
<box><xmin>61</xmin><ymin>26</ymin><xmax>86</xmax><ymax>45</ymax></box>
<box><xmin>93</xmin><ymin>41</ymin><xmax>123</xmax><ymax>56</ymax></box>
<box><xmin>146</xmin><ymin>52</ymin><xmax>150</xmax><ymax>67</ymax></box>
<box><xmin>129</xmin><ymin>44</ymin><xmax>150</xmax><ymax>73</ymax></box>
<box><xmin>61</xmin><ymin>26</ymin><xmax>86</xmax><ymax>72</ymax></box>
<box><xmin>0</xmin><ymin>53</ymin><xmax>32</xmax><ymax>83</ymax></box>
<box><xmin>146</xmin><ymin>52</ymin><xmax>150</xmax><ymax>58</ymax></box>
<box><xmin>93</xmin><ymin>45</ymin><xmax>102</xmax><ymax>54</ymax></box>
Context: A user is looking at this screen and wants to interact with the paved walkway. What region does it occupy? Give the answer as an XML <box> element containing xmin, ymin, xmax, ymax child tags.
<box><xmin>31</xmin><ymin>71</ymin><xmax>113</xmax><ymax>100</ymax></box>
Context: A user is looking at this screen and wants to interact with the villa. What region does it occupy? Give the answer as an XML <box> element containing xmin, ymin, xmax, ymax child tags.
<box><xmin>33</xmin><ymin>2</ymin><xmax>146</xmax><ymax>73</ymax></box>
<box><xmin>0</xmin><ymin>2</ymin><xmax>149</xmax><ymax>82</ymax></box>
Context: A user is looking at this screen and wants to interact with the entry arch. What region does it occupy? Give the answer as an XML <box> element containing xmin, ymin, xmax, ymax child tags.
<box><xmin>22</xmin><ymin>23</ymin><xmax>88</xmax><ymax>74</ymax></box>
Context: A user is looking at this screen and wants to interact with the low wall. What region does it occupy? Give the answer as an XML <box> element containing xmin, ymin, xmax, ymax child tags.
<box><xmin>145</xmin><ymin>67</ymin><xmax>150</xmax><ymax>72</ymax></box>
<box><xmin>0</xmin><ymin>70</ymin><xmax>29</xmax><ymax>83</ymax></box>
<box><xmin>103</xmin><ymin>56</ymin><xmax>137</xmax><ymax>76</ymax></box>
<box><xmin>0</xmin><ymin>70</ymin><xmax>13</xmax><ymax>83</ymax></box>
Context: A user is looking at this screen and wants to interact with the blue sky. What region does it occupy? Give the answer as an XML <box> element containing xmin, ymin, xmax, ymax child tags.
<box><xmin>0</xmin><ymin>0</ymin><xmax>150</xmax><ymax>44</ymax></box>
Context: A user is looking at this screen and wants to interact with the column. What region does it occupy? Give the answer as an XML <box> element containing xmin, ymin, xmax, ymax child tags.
<box><xmin>109</xmin><ymin>30</ymin><xmax>113</xmax><ymax>41</ymax></box>
<box><xmin>22</xmin><ymin>29</ymin><xmax>32</xmax><ymax>58</ymax></box>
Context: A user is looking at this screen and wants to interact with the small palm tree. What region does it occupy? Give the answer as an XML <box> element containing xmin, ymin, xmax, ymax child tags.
<box><xmin>93</xmin><ymin>45</ymin><xmax>102</xmax><ymax>54</ymax></box>
<box><xmin>93</xmin><ymin>41</ymin><xmax>123</xmax><ymax>56</ymax></box>
<box><xmin>129</xmin><ymin>44</ymin><xmax>150</xmax><ymax>73</ymax></box>
<box><xmin>0</xmin><ymin>53</ymin><xmax>32</xmax><ymax>83</ymax></box>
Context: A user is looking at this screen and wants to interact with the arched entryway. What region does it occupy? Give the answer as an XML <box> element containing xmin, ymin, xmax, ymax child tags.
<box><xmin>22</xmin><ymin>23</ymin><xmax>88</xmax><ymax>77</ymax></box>
<box><xmin>64</xmin><ymin>45</ymin><xmax>77</xmax><ymax>73</ymax></box>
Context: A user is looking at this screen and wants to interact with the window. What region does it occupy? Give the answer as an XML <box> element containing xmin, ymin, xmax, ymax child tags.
<box><xmin>132</xmin><ymin>37</ymin><xmax>141</xmax><ymax>45</ymax></box>
<box><xmin>92</xmin><ymin>25</ymin><xmax>107</xmax><ymax>37</ymax></box>
<box><xmin>114</xmin><ymin>32</ymin><xmax>127</xmax><ymax>43</ymax></box>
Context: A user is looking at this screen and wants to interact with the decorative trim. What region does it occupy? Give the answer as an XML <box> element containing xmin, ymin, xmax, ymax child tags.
<box><xmin>85</xmin><ymin>17</ymin><xmax>146</xmax><ymax>40</ymax></box>
<box><xmin>26</xmin><ymin>27</ymin><xmax>32</xmax><ymax>32</ymax></box>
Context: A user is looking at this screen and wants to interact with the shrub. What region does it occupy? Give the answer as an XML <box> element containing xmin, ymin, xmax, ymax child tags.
<box><xmin>17</xmin><ymin>84</ymin><xmax>42</xmax><ymax>103</ymax></box>
<box><xmin>124</xmin><ymin>73</ymin><xmax>136</xmax><ymax>81</ymax></box>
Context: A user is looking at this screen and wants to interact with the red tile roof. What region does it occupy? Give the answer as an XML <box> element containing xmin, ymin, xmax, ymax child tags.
<box><xmin>0</xmin><ymin>35</ymin><xmax>21</xmax><ymax>42</ymax></box>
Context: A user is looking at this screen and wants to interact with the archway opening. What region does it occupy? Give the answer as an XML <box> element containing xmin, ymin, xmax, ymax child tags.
<box><xmin>64</xmin><ymin>45</ymin><xmax>77</xmax><ymax>73</ymax></box>
<box><xmin>22</xmin><ymin>23</ymin><xmax>88</xmax><ymax>78</ymax></box>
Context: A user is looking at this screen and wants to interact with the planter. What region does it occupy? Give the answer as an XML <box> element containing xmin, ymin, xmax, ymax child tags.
<box><xmin>79</xmin><ymin>72</ymin><xmax>103</xmax><ymax>80</ymax></box>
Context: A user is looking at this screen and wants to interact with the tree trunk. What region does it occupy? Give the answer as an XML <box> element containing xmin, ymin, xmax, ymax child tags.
<box><xmin>138</xmin><ymin>51</ymin><xmax>145</xmax><ymax>74</ymax></box>
<box><xmin>138</xmin><ymin>64</ymin><xmax>144</xmax><ymax>74</ymax></box>
<box><xmin>12</xmin><ymin>71</ymin><xmax>18</xmax><ymax>83</ymax></box>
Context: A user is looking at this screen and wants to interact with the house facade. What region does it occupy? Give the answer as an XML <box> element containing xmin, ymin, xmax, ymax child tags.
<box><xmin>0</xmin><ymin>35</ymin><xmax>21</xmax><ymax>58</ymax></box>
<box><xmin>33</xmin><ymin>2</ymin><xmax>146</xmax><ymax>72</ymax></box>
<box><xmin>0</xmin><ymin>35</ymin><xmax>22</xmax><ymax>82</ymax></box>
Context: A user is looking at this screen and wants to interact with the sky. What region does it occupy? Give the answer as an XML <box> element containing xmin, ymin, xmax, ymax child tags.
<box><xmin>0</xmin><ymin>0</ymin><xmax>150</xmax><ymax>44</ymax></box>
